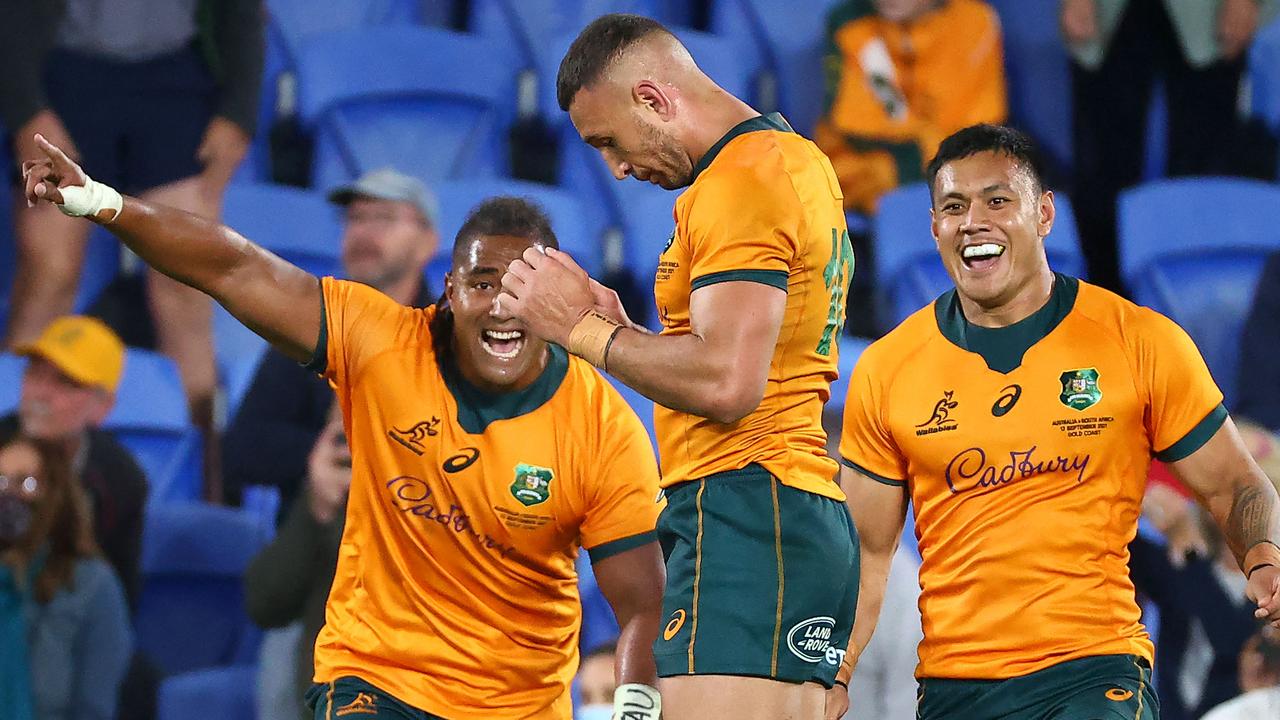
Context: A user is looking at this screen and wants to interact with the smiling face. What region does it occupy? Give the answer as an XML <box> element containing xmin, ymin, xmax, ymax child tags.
<box><xmin>930</xmin><ymin>151</ymin><xmax>1055</xmax><ymax>312</ymax></box>
<box><xmin>446</xmin><ymin>234</ymin><xmax>551</xmax><ymax>392</ymax></box>
<box><xmin>569</xmin><ymin>82</ymin><xmax>694</xmax><ymax>190</ymax></box>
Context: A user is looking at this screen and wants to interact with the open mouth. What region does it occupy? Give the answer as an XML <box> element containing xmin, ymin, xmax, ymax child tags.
<box><xmin>482</xmin><ymin>329</ymin><xmax>525</xmax><ymax>360</ymax></box>
<box><xmin>961</xmin><ymin>243</ymin><xmax>1006</xmax><ymax>272</ymax></box>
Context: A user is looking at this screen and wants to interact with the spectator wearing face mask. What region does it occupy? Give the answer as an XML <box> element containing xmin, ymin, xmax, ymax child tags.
<box><xmin>0</xmin><ymin>432</ymin><xmax>132</xmax><ymax>720</ymax></box>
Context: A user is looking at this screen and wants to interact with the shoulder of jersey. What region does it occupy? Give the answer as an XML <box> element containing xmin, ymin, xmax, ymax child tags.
<box><xmin>701</xmin><ymin>130</ymin><xmax>794</xmax><ymax>184</ymax></box>
<box><xmin>1071</xmin><ymin>279</ymin><xmax>1165</xmax><ymax>338</ymax></box>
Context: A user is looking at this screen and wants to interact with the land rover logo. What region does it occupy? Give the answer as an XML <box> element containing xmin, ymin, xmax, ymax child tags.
<box><xmin>787</xmin><ymin>616</ymin><xmax>836</xmax><ymax>663</ymax></box>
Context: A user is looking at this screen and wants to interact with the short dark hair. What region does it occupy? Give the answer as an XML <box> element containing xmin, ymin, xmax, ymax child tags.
<box><xmin>925</xmin><ymin>124</ymin><xmax>1047</xmax><ymax>199</ymax></box>
<box><xmin>556</xmin><ymin>13</ymin><xmax>672</xmax><ymax>111</ymax></box>
<box><xmin>452</xmin><ymin>196</ymin><xmax>559</xmax><ymax>265</ymax></box>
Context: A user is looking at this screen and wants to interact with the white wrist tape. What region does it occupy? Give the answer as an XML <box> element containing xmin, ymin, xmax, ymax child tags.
<box><xmin>613</xmin><ymin>683</ymin><xmax>661</xmax><ymax>720</ymax></box>
<box><xmin>56</xmin><ymin>177</ymin><xmax>123</xmax><ymax>224</ymax></box>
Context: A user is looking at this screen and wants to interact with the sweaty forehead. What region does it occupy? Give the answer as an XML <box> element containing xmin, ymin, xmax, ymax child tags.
<box><xmin>935</xmin><ymin>152</ymin><xmax>1037</xmax><ymax>197</ymax></box>
<box><xmin>455</xmin><ymin>234</ymin><xmax>539</xmax><ymax>273</ymax></box>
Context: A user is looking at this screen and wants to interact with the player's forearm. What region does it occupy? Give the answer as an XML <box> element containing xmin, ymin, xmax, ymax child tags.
<box><xmin>614</xmin><ymin>612</ymin><xmax>661</xmax><ymax>687</ymax></box>
<box><xmin>1205</xmin><ymin>470</ymin><xmax>1280</xmax><ymax>570</ymax></box>
<box><xmin>837</xmin><ymin>548</ymin><xmax>894</xmax><ymax>684</ymax></box>
<box><xmin>605</xmin><ymin>329</ymin><xmax>763</xmax><ymax>424</ymax></box>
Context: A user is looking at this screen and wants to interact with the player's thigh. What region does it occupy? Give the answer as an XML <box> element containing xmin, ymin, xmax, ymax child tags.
<box><xmin>654</xmin><ymin>468</ymin><xmax>859</xmax><ymax>685</ymax></box>
<box><xmin>306</xmin><ymin>677</ymin><xmax>432</xmax><ymax>720</ymax></box>
<box><xmin>660</xmin><ymin>674</ymin><xmax>827</xmax><ymax>720</ymax></box>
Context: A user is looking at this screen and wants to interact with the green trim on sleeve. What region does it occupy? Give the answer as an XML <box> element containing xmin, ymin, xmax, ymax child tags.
<box><xmin>587</xmin><ymin>530</ymin><xmax>659</xmax><ymax>563</ymax></box>
<box><xmin>1155</xmin><ymin>403</ymin><xmax>1228</xmax><ymax>462</ymax></box>
<box><xmin>690</xmin><ymin>269</ymin><xmax>789</xmax><ymax>292</ymax></box>
<box><xmin>302</xmin><ymin>284</ymin><xmax>329</xmax><ymax>374</ymax></box>
<box><xmin>840</xmin><ymin>457</ymin><xmax>906</xmax><ymax>487</ymax></box>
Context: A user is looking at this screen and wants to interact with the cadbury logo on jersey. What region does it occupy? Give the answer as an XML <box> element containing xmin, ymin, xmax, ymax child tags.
<box><xmin>944</xmin><ymin>446</ymin><xmax>1090</xmax><ymax>494</ymax></box>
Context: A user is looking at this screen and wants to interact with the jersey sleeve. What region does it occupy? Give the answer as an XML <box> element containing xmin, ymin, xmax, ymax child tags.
<box><xmin>683</xmin><ymin>156</ymin><xmax>799</xmax><ymax>294</ymax></box>
<box><xmin>1134</xmin><ymin>308</ymin><xmax>1227</xmax><ymax>462</ymax></box>
<box><xmin>839</xmin><ymin>347</ymin><xmax>909</xmax><ymax>485</ymax></box>
<box><xmin>305</xmin><ymin>277</ymin><xmax>413</xmax><ymax>390</ymax></box>
<box><xmin>579</xmin><ymin>396</ymin><xmax>662</xmax><ymax>562</ymax></box>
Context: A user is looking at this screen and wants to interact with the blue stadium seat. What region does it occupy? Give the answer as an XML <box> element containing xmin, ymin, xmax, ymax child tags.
<box><xmin>222</xmin><ymin>183</ymin><xmax>344</xmax><ymax>277</ymax></box>
<box><xmin>73</xmin><ymin>226</ymin><xmax>124</xmax><ymax>314</ymax></box>
<box><xmin>874</xmin><ymin>183</ymin><xmax>1085</xmax><ymax>325</ymax></box>
<box><xmin>710</xmin><ymin>0</ymin><xmax>842</xmax><ymax>135</ymax></box>
<box><xmin>136</xmin><ymin>503</ymin><xmax>269</xmax><ymax>676</ymax></box>
<box><xmin>985</xmin><ymin>0</ymin><xmax>1074</xmax><ymax>173</ymax></box>
<box><xmin>297</xmin><ymin>27</ymin><xmax>518</xmax><ymax>190</ymax></box>
<box><xmin>472</xmin><ymin>0</ymin><xmax>663</xmax><ymax>73</ymax></box>
<box><xmin>103</xmin><ymin>350</ymin><xmax>201</xmax><ymax>504</ymax></box>
<box><xmin>427</xmin><ymin>178</ymin><xmax>605</xmax><ymax>283</ymax></box>
<box><xmin>616</xmin><ymin>182</ymin><xmax>678</xmax><ymax>327</ymax></box>
<box><xmin>1251</xmin><ymin>16</ymin><xmax>1280</xmax><ymax>167</ymax></box>
<box><xmin>826</xmin><ymin>334</ymin><xmax>873</xmax><ymax>414</ymax></box>
<box><xmin>268</xmin><ymin>0</ymin><xmax>421</xmax><ymax>63</ymax></box>
<box><xmin>0</xmin><ymin>354</ymin><xmax>24</xmax><ymax>415</ymax></box>
<box><xmin>1119</xmin><ymin>178</ymin><xmax>1280</xmax><ymax>409</ymax></box>
<box><xmin>156</xmin><ymin>665</ymin><xmax>257</xmax><ymax>720</ymax></box>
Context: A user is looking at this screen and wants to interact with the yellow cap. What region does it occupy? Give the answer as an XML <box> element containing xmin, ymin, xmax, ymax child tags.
<box><xmin>15</xmin><ymin>316</ymin><xmax>126</xmax><ymax>393</ymax></box>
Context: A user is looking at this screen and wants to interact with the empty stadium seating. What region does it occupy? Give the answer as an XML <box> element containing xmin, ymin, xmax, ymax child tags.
<box><xmin>0</xmin><ymin>353</ymin><xmax>23</xmax><ymax>415</ymax></box>
<box><xmin>156</xmin><ymin>665</ymin><xmax>257</xmax><ymax>720</ymax></box>
<box><xmin>104</xmin><ymin>350</ymin><xmax>202</xmax><ymax>504</ymax></box>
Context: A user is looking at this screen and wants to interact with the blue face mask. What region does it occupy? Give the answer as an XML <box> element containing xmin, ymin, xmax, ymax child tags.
<box><xmin>576</xmin><ymin>704</ymin><xmax>613</xmax><ymax>720</ymax></box>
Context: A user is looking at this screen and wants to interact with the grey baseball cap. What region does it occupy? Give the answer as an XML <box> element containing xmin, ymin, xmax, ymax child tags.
<box><xmin>327</xmin><ymin>168</ymin><xmax>439</xmax><ymax>227</ymax></box>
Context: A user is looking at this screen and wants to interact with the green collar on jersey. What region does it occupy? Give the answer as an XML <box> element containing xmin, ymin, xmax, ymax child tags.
<box><xmin>440</xmin><ymin>344</ymin><xmax>570</xmax><ymax>434</ymax></box>
<box><xmin>934</xmin><ymin>272</ymin><xmax>1079</xmax><ymax>374</ymax></box>
<box><xmin>690</xmin><ymin>112</ymin><xmax>793</xmax><ymax>183</ymax></box>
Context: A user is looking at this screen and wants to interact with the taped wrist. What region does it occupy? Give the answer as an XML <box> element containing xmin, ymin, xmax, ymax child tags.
<box><xmin>56</xmin><ymin>176</ymin><xmax>123</xmax><ymax>224</ymax></box>
<box><xmin>613</xmin><ymin>683</ymin><xmax>661</xmax><ymax>720</ymax></box>
<box><xmin>568</xmin><ymin>309</ymin><xmax>622</xmax><ymax>370</ymax></box>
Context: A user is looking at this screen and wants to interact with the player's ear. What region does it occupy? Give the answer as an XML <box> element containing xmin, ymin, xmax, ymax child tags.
<box><xmin>1037</xmin><ymin>189</ymin><xmax>1056</xmax><ymax>239</ymax></box>
<box><xmin>929</xmin><ymin>207</ymin><xmax>942</xmax><ymax>251</ymax></box>
<box><xmin>634</xmin><ymin>80</ymin><xmax>673</xmax><ymax>120</ymax></box>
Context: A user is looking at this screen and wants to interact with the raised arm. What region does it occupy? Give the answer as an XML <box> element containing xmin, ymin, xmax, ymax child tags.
<box><xmin>23</xmin><ymin>134</ymin><xmax>321</xmax><ymax>362</ymax></box>
<box><xmin>1168</xmin><ymin>416</ymin><xmax>1280</xmax><ymax>627</ymax></box>
<box><xmin>825</xmin><ymin>464</ymin><xmax>910</xmax><ymax>720</ymax></box>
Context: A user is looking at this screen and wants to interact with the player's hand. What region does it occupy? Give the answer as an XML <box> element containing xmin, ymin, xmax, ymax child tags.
<box><xmin>197</xmin><ymin>116</ymin><xmax>250</xmax><ymax>191</ymax></box>
<box><xmin>588</xmin><ymin>277</ymin><xmax>644</xmax><ymax>332</ymax></box>
<box><xmin>307</xmin><ymin>418</ymin><xmax>352</xmax><ymax>524</ymax></box>
<box><xmin>824</xmin><ymin>683</ymin><xmax>850</xmax><ymax>720</ymax></box>
<box><xmin>1060</xmin><ymin>0</ymin><xmax>1099</xmax><ymax>45</ymax></box>
<box><xmin>22</xmin><ymin>133</ymin><xmax>90</xmax><ymax>208</ymax></box>
<box><xmin>497</xmin><ymin>246</ymin><xmax>595</xmax><ymax>347</ymax></box>
<box><xmin>1218</xmin><ymin>0</ymin><xmax>1261</xmax><ymax>60</ymax></box>
<box><xmin>1247</xmin><ymin>564</ymin><xmax>1280</xmax><ymax>628</ymax></box>
<box><xmin>14</xmin><ymin>110</ymin><xmax>80</xmax><ymax>173</ymax></box>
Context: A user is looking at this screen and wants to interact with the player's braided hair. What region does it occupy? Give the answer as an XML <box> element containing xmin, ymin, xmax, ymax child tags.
<box><xmin>556</xmin><ymin>13</ymin><xmax>673</xmax><ymax>111</ymax></box>
<box><xmin>925</xmin><ymin>124</ymin><xmax>1048</xmax><ymax>199</ymax></box>
<box><xmin>429</xmin><ymin>197</ymin><xmax>559</xmax><ymax>361</ymax></box>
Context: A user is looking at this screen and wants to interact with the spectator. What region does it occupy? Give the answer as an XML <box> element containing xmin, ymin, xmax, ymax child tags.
<box><xmin>845</xmin><ymin>543</ymin><xmax>922</xmax><ymax>720</ymax></box>
<box><xmin>0</xmin><ymin>432</ymin><xmax>133</xmax><ymax>720</ymax></box>
<box><xmin>222</xmin><ymin>168</ymin><xmax>439</xmax><ymax>511</ymax></box>
<box><xmin>244</xmin><ymin>403</ymin><xmax>349</xmax><ymax>720</ymax></box>
<box><xmin>575</xmin><ymin>643</ymin><xmax>617</xmax><ymax>720</ymax></box>
<box><xmin>1063</xmin><ymin>0</ymin><xmax>1279</xmax><ymax>292</ymax></box>
<box><xmin>1201</xmin><ymin>626</ymin><xmax>1280</xmax><ymax>719</ymax></box>
<box><xmin>1131</xmin><ymin>503</ymin><xmax>1262</xmax><ymax>719</ymax></box>
<box><xmin>0</xmin><ymin>315</ymin><xmax>146</xmax><ymax>608</ymax></box>
<box><xmin>815</xmin><ymin>0</ymin><xmax>1007</xmax><ymax>214</ymax></box>
<box><xmin>1237</xmin><ymin>251</ymin><xmax>1280</xmax><ymax>431</ymax></box>
<box><xmin>0</xmin><ymin>0</ymin><xmax>266</xmax><ymax>499</ymax></box>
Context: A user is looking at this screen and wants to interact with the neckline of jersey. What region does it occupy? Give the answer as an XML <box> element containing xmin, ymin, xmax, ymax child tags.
<box><xmin>439</xmin><ymin>344</ymin><xmax>570</xmax><ymax>434</ymax></box>
<box><xmin>690</xmin><ymin>112</ymin><xmax>793</xmax><ymax>183</ymax></box>
<box><xmin>933</xmin><ymin>272</ymin><xmax>1079</xmax><ymax>374</ymax></box>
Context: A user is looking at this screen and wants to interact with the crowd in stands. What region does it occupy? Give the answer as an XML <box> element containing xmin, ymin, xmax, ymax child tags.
<box><xmin>1</xmin><ymin>1</ymin><xmax>1279</xmax><ymax>719</ymax></box>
